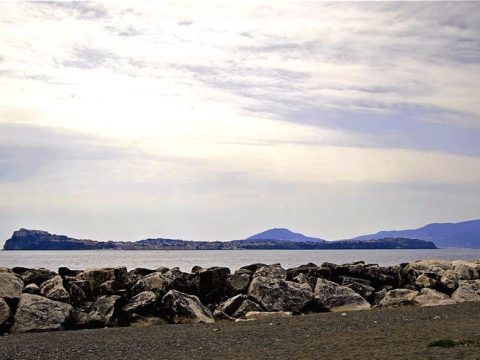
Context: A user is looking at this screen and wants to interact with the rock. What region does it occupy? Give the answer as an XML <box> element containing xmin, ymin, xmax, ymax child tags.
<box><xmin>0</xmin><ymin>298</ymin><xmax>10</xmax><ymax>327</ymax></box>
<box><xmin>341</xmin><ymin>278</ymin><xmax>375</xmax><ymax>302</ymax></box>
<box><xmin>232</xmin><ymin>299</ymin><xmax>264</xmax><ymax>318</ymax></box>
<box><xmin>131</xmin><ymin>272</ymin><xmax>171</xmax><ymax>295</ymax></box>
<box><xmin>314</xmin><ymin>278</ymin><xmax>370</xmax><ymax>312</ymax></box>
<box><xmin>13</xmin><ymin>268</ymin><xmax>56</xmax><ymax>286</ymax></box>
<box><xmin>11</xmin><ymin>294</ymin><xmax>72</xmax><ymax>333</ymax></box>
<box><xmin>293</xmin><ymin>273</ymin><xmax>316</xmax><ymax>290</ymax></box>
<box><xmin>88</xmin><ymin>295</ymin><xmax>124</xmax><ymax>327</ymax></box>
<box><xmin>373</xmin><ymin>290</ymin><xmax>388</xmax><ymax>305</ymax></box>
<box><xmin>216</xmin><ymin>294</ymin><xmax>246</xmax><ymax>317</ymax></box>
<box><xmin>67</xmin><ymin>310</ymin><xmax>90</xmax><ymax>329</ymax></box>
<box><xmin>0</xmin><ymin>272</ymin><xmax>24</xmax><ymax>300</ymax></box>
<box><xmin>239</xmin><ymin>263</ymin><xmax>267</xmax><ymax>273</ymax></box>
<box><xmin>234</xmin><ymin>268</ymin><xmax>253</xmax><ymax>276</ymax></box>
<box><xmin>40</xmin><ymin>275</ymin><xmax>70</xmax><ymax>303</ymax></box>
<box><xmin>365</xmin><ymin>266</ymin><xmax>397</xmax><ymax>289</ymax></box>
<box><xmin>191</xmin><ymin>266</ymin><xmax>205</xmax><ymax>273</ymax></box>
<box><xmin>161</xmin><ymin>290</ymin><xmax>214</xmax><ymax>324</ymax></box>
<box><xmin>78</xmin><ymin>267</ymin><xmax>127</xmax><ymax>294</ymax></box>
<box><xmin>100</xmin><ymin>280</ymin><xmax>122</xmax><ymax>295</ymax></box>
<box><xmin>403</xmin><ymin>260</ymin><xmax>452</xmax><ymax>275</ymax></box>
<box><xmin>23</xmin><ymin>283</ymin><xmax>40</xmax><ymax>295</ymax></box>
<box><xmin>244</xmin><ymin>311</ymin><xmax>292</xmax><ymax>321</ymax></box>
<box><xmin>123</xmin><ymin>291</ymin><xmax>159</xmax><ymax>317</ymax></box>
<box><xmin>414</xmin><ymin>288</ymin><xmax>456</xmax><ymax>307</ymax></box>
<box><xmin>378</xmin><ymin>289</ymin><xmax>418</xmax><ymax>307</ymax></box>
<box><xmin>163</xmin><ymin>268</ymin><xmax>197</xmax><ymax>295</ymax></box>
<box><xmin>248</xmin><ymin>276</ymin><xmax>313</xmax><ymax>313</ymax></box>
<box><xmin>58</xmin><ymin>267</ymin><xmax>81</xmax><ymax>278</ymax></box>
<box><xmin>415</xmin><ymin>273</ymin><xmax>438</xmax><ymax>289</ymax></box>
<box><xmin>253</xmin><ymin>264</ymin><xmax>286</xmax><ymax>279</ymax></box>
<box><xmin>451</xmin><ymin>280</ymin><xmax>480</xmax><ymax>302</ymax></box>
<box><xmin>69</xmin><ymin>283</ymin><xmax>87</xmax><ymax>306</ymax></box>
<box><xmin>225</xmin><ymin>274</ymin><xmax>250</xmax><ymax>296</ymax></box>
<box><xmin>213</xmin><ymin>310</ymin><xmax>235</xmax><ymax>321</ymax></box>
<box><xmin>195</xmin><ymin>267</ymin><xmax>231</xmax><ymax>304</ymax></box>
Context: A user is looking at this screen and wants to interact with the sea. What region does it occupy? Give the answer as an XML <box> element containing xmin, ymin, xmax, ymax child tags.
<box><xmin>1</xmin><ymin>248</ymin><xmax>480</xmax><ymax>272</ymax></box>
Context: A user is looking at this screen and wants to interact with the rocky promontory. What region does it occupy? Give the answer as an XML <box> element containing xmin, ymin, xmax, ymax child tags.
<box><xmin>1</xmin><ymin>259</ymin><xmax>480</xmax><ymax>334</ymax></box>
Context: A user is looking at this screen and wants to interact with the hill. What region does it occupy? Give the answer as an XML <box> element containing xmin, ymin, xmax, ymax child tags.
<box><xmin>246</xmin><ymin>228</ymin><xmax>325</xmax><ymax>242</ymax></box>
<box><xmin>352</xmin><ymin>219</ymin><xmax>480</xmax><ymax>248</ymax></box>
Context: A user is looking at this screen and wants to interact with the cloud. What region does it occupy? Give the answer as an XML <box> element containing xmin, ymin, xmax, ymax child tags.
<box><xmin>177</xmin><ymin>20</ymin><xmax>193</xmax><ymax>26</ymax></box>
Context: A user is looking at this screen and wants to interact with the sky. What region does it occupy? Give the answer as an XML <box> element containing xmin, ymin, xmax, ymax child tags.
<box><xmin>0</xmin><ymin>1</ymin><xmax>480</xmax><ymax>244</ymax></box>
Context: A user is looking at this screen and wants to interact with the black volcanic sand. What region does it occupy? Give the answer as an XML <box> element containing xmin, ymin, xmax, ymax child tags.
<box><xmin>2</xmin><ymin>302</ymin><xmax>480</xmax><ymax>360</ymax></box>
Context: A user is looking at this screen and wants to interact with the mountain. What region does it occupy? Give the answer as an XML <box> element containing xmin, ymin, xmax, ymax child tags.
<box><xmin>247</xmin><ymin>228</ymin><xmax>325</xmax><ymax>242</ymax></box>
<box><xmin>352</xmin><ymin>219</ymin><xmax>480</xmax><ymax>248</ymax></box>
<box><xmin>3</xmin><ymin>228</ymin><xmax>436</xmax><ymax>250</ymax></box>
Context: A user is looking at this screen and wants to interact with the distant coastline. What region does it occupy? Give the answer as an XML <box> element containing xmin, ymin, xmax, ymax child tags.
<box><xmin>3</xmin><ymin>229</ymin><xmax>436</xmax><ymax>250</ymax></box>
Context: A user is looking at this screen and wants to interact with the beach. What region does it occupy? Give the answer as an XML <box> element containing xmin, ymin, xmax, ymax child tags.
<box><xmin>1</xmin><ymin>301</ymin><xmax>480</xmax><ymax>360</ymax></box>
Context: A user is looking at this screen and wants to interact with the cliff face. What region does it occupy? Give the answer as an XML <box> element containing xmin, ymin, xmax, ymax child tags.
<box><xmin>3</xmin><ymin>229</ymin><xmax>116</xmax><ymax>250</ymax></box>
<box><xmin>3</xmin><ymin>229</ymin><xmax>437</xmax><ymax>250</ymax></box>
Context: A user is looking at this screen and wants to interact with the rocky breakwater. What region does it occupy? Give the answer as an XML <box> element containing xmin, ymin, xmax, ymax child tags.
<box><xmin>1</xmin><ymin>259</ymin><xmax>480</xmax><ymax>334</ymax></box>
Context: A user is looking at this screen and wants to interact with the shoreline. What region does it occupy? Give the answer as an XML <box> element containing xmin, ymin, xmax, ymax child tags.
<box><xmin>1</xmin><ymin>302</ymin><xmax>480</xmax><ymax>359</ymax></box>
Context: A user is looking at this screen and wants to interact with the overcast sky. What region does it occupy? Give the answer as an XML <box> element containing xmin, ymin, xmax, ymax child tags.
<box><xmin>1</xmin><ymin>1</ymin><xmax>479</xmax><ymax>244</ymax></box>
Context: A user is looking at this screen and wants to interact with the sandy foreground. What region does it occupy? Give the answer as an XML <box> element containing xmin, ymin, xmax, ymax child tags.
<box><xmin>1</xmin><ymin>302</ymin><xmax>480</xmax><ymax>360</ymax></box>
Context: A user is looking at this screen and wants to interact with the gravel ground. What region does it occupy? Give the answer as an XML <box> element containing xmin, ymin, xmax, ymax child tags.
<box><xmin>1</xmin><ymin>302</ymin><xmax>480</xmax><ymax>360</ymax></box>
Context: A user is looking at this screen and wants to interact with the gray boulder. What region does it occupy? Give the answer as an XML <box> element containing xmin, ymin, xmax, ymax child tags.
<box><xmin>232</xmin><ymin>299</ymin><xmax>264</xmax><ymax>319</ymax></box>
<box><xmin>131</xmin><ymin>272</ymin><xmax>171</xmax><ymax>295</ymax></box>
<box><xmin>13</xmin><ymin>268</ymin><xmax>56</xmax><ymax>286</ymax></box>
<box><xmin>216</xmin><ymin>294</ymin><xmax>246</xmax><ymax>317</ymax></box>
<box><xmin>451</xmin><ymin>280</ymin><xmax>480</xmax><ymax>302</ymax></box>
<box><xmin>314</xmin><ymin>278</ymin><xmax>370</xmax><ymax>312</ymax></box>
<box><xmin>253</xmin><ymin>264</ymin><xmax>286</xmax><ymax>279</ymax></box>
<box><xmin>88</xmin><ymin>295</ymin><xmax>124</xmax><ymax>327</ymax></box>
<box><xmin>123</xmin><ymin>291</ymin><xmax>159</xmax><ymax>317</ymax></box>
<box><xmin>195</xmin><ymin>266</ymin><xmax>231</xmax><ymax>304</ymax></box>
<box><xmin>0</xmin><ymin>298</ymin><xmax>10</xmax><ymax>327</ymax></box>
<box><xmin>23</xmin><ymin>283</ymin><xmax>40</xmax><ymax>295</ymax></box>
<box><xmin>11</xmin><ymin>294</ymin><xmax>72</xmax><ymax>333</ymax></box>
<box><xmin>0</xmin><ymin>272</ymin><xmax>24</xmax><ymax>300</ymax></box>
<box><xmin>161</xmin><ymin>290</ymin><xmax>214</xmax><ymax>324</ymax></box>
<box><xmin>40</xmin><ymin>275</ymin><xmax>70</xmax><ymax>303</ymax></box>
<box><xmin>378</xmin><ymin>289</ymin><xmax>418</xmax><ymax>307</ymax></box>
<box><xmin>248</xmin><ymin>276</ymin><xmax>313</xmax><ymax>312</ymax></box>
<box><xmin>414</xmin><ymin>288</ymin><xmax>456</xmax><ymax>307</ymax></box>
<box><xmin>225</xmin><ymin>274</ymin><xmax>250</xmax><ymax>296</ymax></box>
<box><xmin>78</xmin><ymin>267</ymin><xmax>127</xmax><ymax>294</ymax></box>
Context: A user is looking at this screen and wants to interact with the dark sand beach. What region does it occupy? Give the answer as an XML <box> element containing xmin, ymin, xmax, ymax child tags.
<box><xmin>1</xmin><ymin>301</ymin><xmax>480</xmax><ymax>360</ymax></box>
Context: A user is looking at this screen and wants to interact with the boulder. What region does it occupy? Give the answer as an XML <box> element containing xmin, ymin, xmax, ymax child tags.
<box><xmin>314</xmin><ymin>278</ymin><xmax>370</xmax><ymax>312</ymax></box>
<box><xmin>451</xmin><ymin>280</ymin><xmax>480</xmax><ymax>302</ymax></box>
<box><xmin>216</xmin><ymin>294</ymin><xmax>246</xmax><ymax>317</ymax></box>
<box><xmin>126</xmin><ymin>268</ymin><xmax>156</xmax><ymax>286</ymax></box>
<box><xmin>253</xmin><ymin>264</ymin><xmax>286</xmax><ymax>279</ymax></box>
<box><xmin>213</xmin><ymin>310</ymin><xmax>235</xmax><ymax>321</ymax></box>
<box><xmin>163</xmin><ymin>268</ymin><xmax>197</xmax><ymax>295</ymax></box>
<box><xmin>131</xmin><ymin>272</ymin><xmax>171</xmax><ymax>295</ymax></box>
<box><xmin>40</xmin><ymin>275</ymin><xmax>70</xmax><ymax>303</ymax></box>
<box><xmin>58</xmin><ymin>267</ymin><xmax>81</xmax><ymax>278</ymax></box>
<box><xmin>0</xmin><ymin>272</ymin><xmax>24</xmax><ymax>300</ymax></box>
<box><xmin>378</xmin><ymin>289</ymin><xmax>418</xmax><ymax>307</ymax></box>
<box><xmin>293</xmin><ymin>273</ymin><xmax>316</xmax><ymax>290</ymax></box>
<box><xmin>195</xmin><ymin>267</ymin><xmax>231</xmax><ymax>304</ymax></box>
<box><xmin>244</xmin><ymin>311</ymin><xmax>292</xmax><ymax>321</ymax></box>
<box><xmin>123</xmin><ymin>291</ymin><xmax>159</xmax><ymax>317</ymax></box>
<box><xmin>248</xmin><ymin>276</ymin><xmax>313</xmax><ymax>313</ymax></box>
<box><xmin>414</xmin><ymin>288</ymin><xmax>456</xmax><ymax>307</ymax></box>
<box><xmin>67</xmin><ymin>310</ymin><xmax>90</xmax><ymax>330</ymax></box>
<box><xmin>88</xmin><ymin>295</ymin><xmax>124</xmax><ymax>327</ymax></box>
<box><xmin>161</xmin><ymin>290</ymin><xmax>214</xmax><ymax>324</ymax></box>
<box><xmin>239</xmin><ymin>263</ymin><xmax>267</xmax><ymax>273</ymax></box>
<box><xmin>69</xmin><ymin>283</ymin><xmax>87</xmax><ymax>306</ymax></box>
<box><xmin>0</xmin><ymin>298</ymin><xmax>10</xmax><ymax>327</ymax></box>
<box><xmin>232</xmin><ymin>299</ymin><xmax>264</xmax><ymax>319</ymax></box>
<box><xmin>78</xmin><ymin>267</ymin><xmax>127</xmax><ymax>294</ymax></box>
<box><xmin>225</xmin><ymin>274</ymin><xmax>250</xmax><ymax>296</ymax></box>
<box><xmin>373</xmin><ymin>290</ymin><xmax>388</xmax><ymax>305</ymax></box>
<box><xmin>100</xmin><ymin>280</ymin><xmax>122</xmax><ymax>295</ymax></box>
<box><xmin>341</xmin><ymin>278</ymin><xmax>375</xmax><ymax>302</ymax></box>
<box><xmin>23</xmin><ymin>283</ymin><xmax>40</xmax><ymax>295</ymax></box>
<box><xmin>414</xmin><ymin>273</ymin><xmax>438</xmax><ymax>289</ymax></box>
<box><xmin>11</xmin><ymin>294</ymin><xmax>72</xmax><ymax>333</ymax></box>
<box><xmin>13</xmin><ymin>268</ymin><xmax>56</xmax><ymax>286</ymax></box>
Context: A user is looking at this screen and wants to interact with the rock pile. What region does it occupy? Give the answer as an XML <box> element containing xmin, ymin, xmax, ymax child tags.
<box><xmin>1</xmin><ymin>259</ymin><xmax>480</xmax><ymax>333</ymax></box>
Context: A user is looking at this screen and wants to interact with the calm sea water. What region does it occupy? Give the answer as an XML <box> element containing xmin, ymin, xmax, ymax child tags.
<box><xmin>1</xmin><ymin>249</ymin><xmax>480</xmax><ymax>272</ymax></box>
